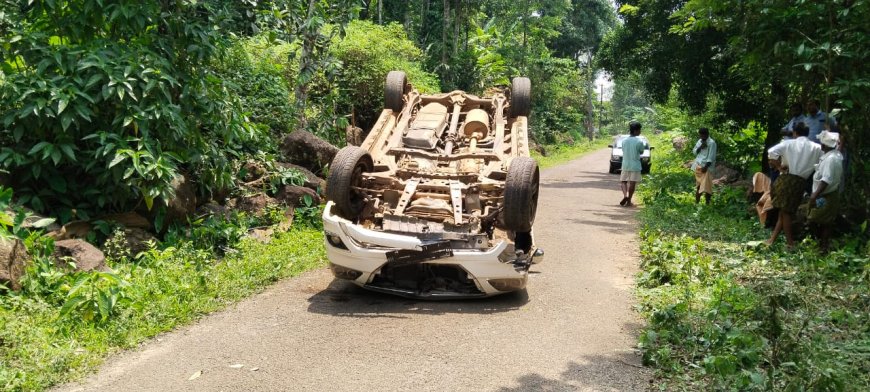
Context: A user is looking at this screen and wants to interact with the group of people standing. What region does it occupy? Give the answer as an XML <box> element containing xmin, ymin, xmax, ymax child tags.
<box><xmin>615</xmin><ymin>99</ymin><xmax>844</xmax><ymax>252</ymax></box>
<box><xmin>764</xmin><ymin>100</ymin><xmax>843</xmax><ymax>251</ymax></box>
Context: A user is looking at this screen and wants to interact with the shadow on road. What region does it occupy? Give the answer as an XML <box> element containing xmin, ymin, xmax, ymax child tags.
<box><xmin>306</xmin><ymin>279</ymin><xmax>530</xmax><ymax>318</ymax></box>
<box><xmin>495</xmin><ymin>346</ymin><xmax>650</xmax><ymax>391</ymax></box>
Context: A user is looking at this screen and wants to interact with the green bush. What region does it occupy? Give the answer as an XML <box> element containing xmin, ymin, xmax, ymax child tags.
<box><xmin>527</xmin><ymin>58</ymin><xmax>590</xmax><ymax>144</ymax></box>
<box><xmin>330</xmin><ymin>20</ymin><xmax>440</xmax><ymax>131</ymax></box>
<box><xmin>213</xmin><ymin>37</ymin><xmax>297</xmax><ymax>135</ymax></box>
<box><xmin>636</xmin><ymin>132</ymin><xmax>870</xmax><ymax>390</ymax></box>
<box><xmin>0</xmin><ymin>2</ymin><xmax>262</xmax><ymax>221</ymax></box>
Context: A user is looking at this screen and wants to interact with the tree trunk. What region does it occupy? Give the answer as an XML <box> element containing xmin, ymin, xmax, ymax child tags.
<box><xmin>442</xmin><ymin>0</ymin><xmax>449</xmax><ymax>66</ymax></box>
<box><xmin>584</xmin><ymin>52</ymin><xmax>595</xmax><ymax>140</ymax></box>
<box><xmin>453</xmin><ymin>0</ymin><xmax>460</xmax><ymax>58</ymax></box>
<box><xmin>420</xmin><ymin>0</ymin><xmax>430</xmax><ymax>45</ymax></box>
<box><xmin>378</xmin><ymin>0</ymin><xmax>383</xmax><ymax>24</ymax></box>
<box><xmin>294</xmin><ymin>0</ymin><xmax>318</xmax><ymax>131</ymax></box>
<box><xmin>360</xmin><ymin>0</ymin><xmax>370</xmax><ymax>20</ymax></box>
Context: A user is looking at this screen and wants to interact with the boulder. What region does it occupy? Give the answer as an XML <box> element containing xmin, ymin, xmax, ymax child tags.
<box><xmin>0</xmin><ymin>238</ymin><xmax>29</xmax><ymax>291</ymax></box>
<box><xmin>53</xmin><ymin>239</ymin><xmax>107</xmax><ymax>272</ymax></box>
<box><xmin>276</xmin><ymin>208</ymin><xmax>294</xmax><ymax>232</ymax></box>
<box><xmin>712</xmin><ymin>163</ymin><xmax>742</xmax><ymax>185</ymax></box>
<box><xmin>346</xmin><ymin>125</ymin><xmax>364</xmax><ymax>147</ymax></box>
<box><xmin>672</xmin><ymin>136</ymin><xmax>689</xmax><ymax>151</ymax></box>
<box><xmin>242</xmin><ymin>161</ymin><xmax>267</xmax><ymax>182</ymax></box>
<box><xmin>163</xmin><ymin>174</ymin><xmax>198</xmax><ymax>224</ymax></box>
<box><xmin>275</xmin><ymin>162</ymin><xmax>325</xmax><ymax>192</ymax></box>
<box><xmin>106</xmin><ymin>227</ymin><xmax>157</xmax><ymax>256</ymax></box>
<box><xmin>235</xmin><ymin>194</ymin><xmax>279</xmax><ymax>217</ymax></box>
<box><xmin>47</xmin><ymin>220</ymin><xmax>93</xmax><ymax>241</ymax></box>
<box><xmin>280</xmin><ymin>130</ymin><xmax>338</xmax><ymax>173</ymax></box>
<box><xmin>529</xmin><ymin>139</ymin><xmax>547</xmax><ymax>157</ymax></box>
<box><xmin>196</xmin><ymin>201</ymin><xmax>231</xmax><ymax>219</ymax></box>
<box><xmin>275</xmin><ymin>185</ymin><xmax>321</xmax><ymax>207</ymax></box>
<box><xmin>101</xmin><ymin>212</ymin><xmax>151</xmax><ymax>230</ymax></box>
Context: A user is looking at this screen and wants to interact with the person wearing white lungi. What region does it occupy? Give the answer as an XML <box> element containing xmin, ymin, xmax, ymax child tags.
<box><xmin>691</xmin><ymin>127</ymin><xmax>717</xmax><ymax>204</ymax></box>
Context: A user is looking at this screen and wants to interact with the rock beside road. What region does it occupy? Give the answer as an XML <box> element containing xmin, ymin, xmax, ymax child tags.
<box><xmin>0</xmin><ymin>238</ymin><xmax>29</xmax><ymax>291</ymax></box>
<box><xmin>280</xmin><ymin>130</ymin><xmax>338</xmax><ymax>173</ymax></box>
<box><xmin>53</xmin><ymin>239</ymin><xmax>108</xmax><ymax>272</ymax></box>
<box><xmin>275</xmin><ymin>185</ymin><xmax>321</xmax><ymax>207</ymax></box>
<box><xmin>274</xmin><ymin>162</ymin><xmax>325</xmax><ymax>192</ymax></box>
<box><xmin>672</xmin><ymin>135</ymin><xmax>689</xmax><ymax>151</ymax></box>
<box><xmin>107</xmin><ymin>228</ymin><xmax>157</xmax><ymax>256</ymax></box>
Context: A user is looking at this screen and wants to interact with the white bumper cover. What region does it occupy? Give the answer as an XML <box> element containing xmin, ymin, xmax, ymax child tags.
<box><xmin>321</xmin><ymin>202</ymin><xmax>527</xmax><ymax>296</ymax></box>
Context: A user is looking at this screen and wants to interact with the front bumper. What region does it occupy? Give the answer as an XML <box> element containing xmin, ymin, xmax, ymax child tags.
<box><xmin>322</xmin><ymin>202</ymin><xmax>533</xmax><ymax>298</ymax></box>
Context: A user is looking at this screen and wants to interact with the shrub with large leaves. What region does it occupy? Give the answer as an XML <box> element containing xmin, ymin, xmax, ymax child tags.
<box><xmin>0</xmin><ymin>1</ymin><xmax>260</xmax><ymax>222</ymax></box>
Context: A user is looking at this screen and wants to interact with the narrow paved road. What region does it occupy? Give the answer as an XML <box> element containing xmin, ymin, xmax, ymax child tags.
<box><xmin>58</xmin><ymin>148</ymin><xmax>650</xmax><ymax>392</ymax></box>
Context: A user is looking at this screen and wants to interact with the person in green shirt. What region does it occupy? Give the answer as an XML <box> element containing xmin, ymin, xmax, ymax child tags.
<box><xmin>620</xmin><ymin>121</ymin><xmax>646</xmax><ymax>207</ymax></box>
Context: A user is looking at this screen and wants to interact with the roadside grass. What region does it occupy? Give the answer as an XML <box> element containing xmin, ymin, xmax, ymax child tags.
<box><xmin>0</xmin><ymin>227</ymin><xmax>326</xmax><ymax>391</ymax></box>
<box><xmin>636</xmin><ymin>135</ymin><xmax>870</xmax><ymax>390</ymax></box>
<box><xmin>532</xmin><ymin>137</ymin><xmax>611</xmax><ymax>168</ymax></box>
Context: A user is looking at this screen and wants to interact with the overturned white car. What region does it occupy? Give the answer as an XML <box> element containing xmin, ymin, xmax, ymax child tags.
<box><xmin>322</xmin><ymin>71</ymin><xmax>542</xmax><ymax>298</ymax></box>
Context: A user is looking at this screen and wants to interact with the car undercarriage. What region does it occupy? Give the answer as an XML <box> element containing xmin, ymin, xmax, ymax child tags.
<box><xmin>322</xmin><ymin>71</ymin><xmax>542</xmax><ymax>298</ymax></box>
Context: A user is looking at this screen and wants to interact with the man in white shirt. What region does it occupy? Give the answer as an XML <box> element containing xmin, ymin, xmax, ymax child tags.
<box><xmin>691</xmin><ymin>128</ymin><xmax>717</xmax><ymax>204</ymax></box>
<box><xmin>808</xmin><ymin>130</ymin><xmax>844</xmax><ymax>252</ymax></box>
<box><xmin>805</xmin><ymin>99</ymin><xmax>836</xmax><ymax>144</ymax></box>
<box><xmin>764</xmin><ymin>123</ymin><xmax>822</xmax><ymax>249</ymax></box>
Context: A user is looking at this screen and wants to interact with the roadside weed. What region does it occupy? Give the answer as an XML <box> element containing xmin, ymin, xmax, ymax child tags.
<box><xmin>636</xmin><ymin>134</ymin><xmax>870</xmax><ymax>390</ymax></box>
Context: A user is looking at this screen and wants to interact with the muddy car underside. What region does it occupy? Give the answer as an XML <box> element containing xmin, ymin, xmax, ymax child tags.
<box><xmin>323</xmin><ymin>71</ymin><xmax>541</xmax><ymax>298</ymax></box>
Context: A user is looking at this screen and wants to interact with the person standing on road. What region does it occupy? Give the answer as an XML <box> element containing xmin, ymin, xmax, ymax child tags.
<box><xmin>808</xmin><ymin>130</ymin><xmax>844</xmax><ymax>253</ymax></box>
<box><xmin>691</xmin><ymin>127</ymin><xmax>717</xmax><ymax>204</ymax></box>
<box><xmin>619</xmin><ymin>121</ymin><xmax>645</xmax><ymax>207</ymax></box>
<box><xmin>805</xmin><ymin>99</ymin><xmax>836</xmax><ymax>144</ymax></box>
<box><xmin>764</xmin><ymin>122</ymin><xmax>822</xmax><ymax>249</ymax></box>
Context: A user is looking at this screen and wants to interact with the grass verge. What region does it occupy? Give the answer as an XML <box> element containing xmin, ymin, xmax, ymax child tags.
<box><xmin>635</xmin><ymin>135</ymin><xmax>869</xmax><ymax>390</ymax></box>
<box><xmin>532</xmin><ymin>137</ymin><xmax>611</xmax><ymax>168</ymax></box>
<box><xmin>0</xmin><ymin>228</ymin><xmax>326</xmax><ymax>391</ymax></box>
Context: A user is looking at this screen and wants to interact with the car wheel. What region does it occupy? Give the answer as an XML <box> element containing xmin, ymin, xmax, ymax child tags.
<box><xmin>609</xmin><ymin>163</ymin><xmax>618</xmax><ymax>174</ymax></box>
<box><xmin>385</xmin><ymin>71</ymin><xmax>408</xmax><ymax>112</ymax></box>
<box><xmin>327</xmin><ymin>146</ymin><xmax>374</xmax><ymax>220</ymax></box>
<box><xmin>510</xmin><ymin>77</ymin><xmax>531</xmax><ymax>117</ymax></box>
<box><xmin>503</xmin><ymin>157</ymin><xmax>539</xmax><ymax>232</ymax></box>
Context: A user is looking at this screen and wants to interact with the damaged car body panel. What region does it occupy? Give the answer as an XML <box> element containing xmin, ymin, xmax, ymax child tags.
<box><xmin>323</xmin><ymin>71</ymin><xmax>541</xmax><ymax>298</ymax></box>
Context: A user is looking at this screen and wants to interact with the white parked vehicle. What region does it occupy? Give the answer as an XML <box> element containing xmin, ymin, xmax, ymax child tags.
<box><xmin>608</xmin><ymin>134</ymin><xmax>652</xmax><ymax>174</ymax></box>
<box><xmin>322</xmin><ymin>71</ymin><xmax>542</xmax><ymax>299</ymax></box>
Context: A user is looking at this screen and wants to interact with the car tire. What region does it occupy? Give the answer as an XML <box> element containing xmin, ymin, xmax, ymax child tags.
<box><xmin>510</xmin><ymin>77</ymin><xmax>531</xmax><ymax>117</ymax></box>
<box><xmin>385</xmin><ymin>71</ymin><xmax>408</xmax><ymax>112</ymax></box>
<box><xmin>327</xmin><ymin>146</ymin><xmax>374</xmax><ymax>220</ymax></box>
<box><xmin>503</xmin><ymin>157</ymin><xmax>539</xmax><ymax>232</ymax></box>
<box><xmin>609</xmin><ymin>163</ymin><xmax>619</xmax><ymax>174</ymax></box>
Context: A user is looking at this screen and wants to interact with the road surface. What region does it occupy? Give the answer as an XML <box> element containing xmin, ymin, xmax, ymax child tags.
<box><xmin>57</xmin><ymin>148</ymin><xmax>651</xmax><ymax>392</ymax></box>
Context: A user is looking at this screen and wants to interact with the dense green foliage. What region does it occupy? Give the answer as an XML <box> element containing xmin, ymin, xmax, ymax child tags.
<box><xmin>599</xmin><ymin>0</ymin><xmax>870</xmax><ymax>213</ymax></box>
<box><xmin>0</xmin><ymin>1</ymin><xmax>262</xmax><ymax>220</ymax></box>
<box><xmin>366</xmin><ymin>0</ymin><xmax>617</xmax><ymax>144</ymax></box>
<box><xmin>330</xmin><ymin>20</ymin><xmax>440</xmax><ymax>131</ymax></box>
<box><xmin>636</xmin><ymin>133</ymin><xmax>869</xmax><ymax>390</ymax></box>
<box><xmin>213</xmin><ymin>37</ymin><xmax>297</xmax><ymax>135</ymax></box>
